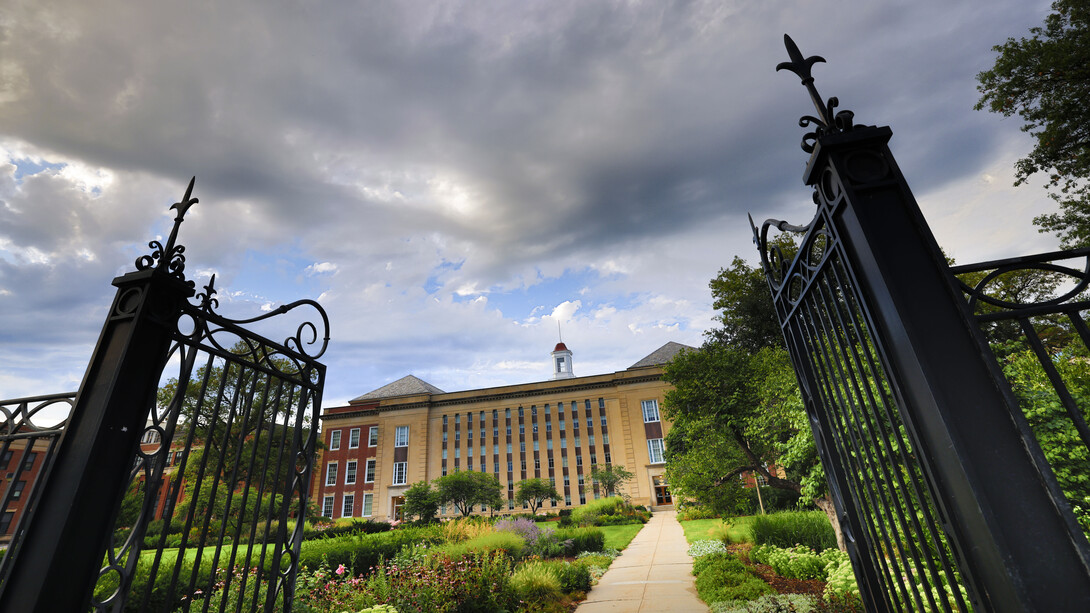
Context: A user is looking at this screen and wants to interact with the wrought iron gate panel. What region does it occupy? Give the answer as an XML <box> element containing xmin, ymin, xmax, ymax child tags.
<box><xmin>759</xmin><ymin>35</ymin><xmax>1090</xmax><ymax>611</ymax></box>
<box><xmin>0</xmin><ymin>392</ymin><xmax>75</xmax><ymax>585</ymax></box>
<box><xmin>0</xmin><ymin>178</ymin><xmax>329</xmax><ymax>612</ymax></box>
<box><xmin>93</xmin><ymin>281</ymin><xmax>329</xmax><ymax>613</ymax></box>
<box><xmin>758</xmin><ymin>204</ymin><xmax>970</xmax><ymax>612</ymax></box>
<box><xmin>951</xmin><ymin>248</ymin><xmax>1090</xmax><ymax>543</ymax></box>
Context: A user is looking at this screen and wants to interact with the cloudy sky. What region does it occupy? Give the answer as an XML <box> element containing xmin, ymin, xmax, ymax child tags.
<box><xmin>0</xmin><ymin>0</ymin><xmax>1061</xmax><ymax>406</ymax></box>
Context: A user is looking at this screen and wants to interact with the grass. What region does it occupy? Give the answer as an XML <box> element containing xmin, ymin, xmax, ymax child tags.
<box><xmin>599</xmin><ymin>523</ymin><xmax>643</xmax><ymax>550</ymax></box>
<box><xmin>680</xmin><ymin>515</ymin><xmax>758</xmax><ymax>545</ymax></box>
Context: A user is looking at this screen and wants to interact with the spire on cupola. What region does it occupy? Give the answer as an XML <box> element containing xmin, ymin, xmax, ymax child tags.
<box><xmin>551</xmin><ymin>323</ymin><xmax>574</xmax><ymax>380</ymax></box>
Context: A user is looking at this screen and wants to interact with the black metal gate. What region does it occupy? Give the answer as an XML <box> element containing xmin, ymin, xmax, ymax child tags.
<box><xmin>753</xmin><ymin>36</ymin><xmax>1090</xmax><ymax>612</ymax></box>
<box><xmin>0</xmin><ymin>178</ymin><xmax>329</xmax><ymax>612</ymax></box>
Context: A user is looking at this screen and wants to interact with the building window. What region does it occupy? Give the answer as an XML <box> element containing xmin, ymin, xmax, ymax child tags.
<box><xmin>648</xmin><ymin>438</ymin><xmax>665</xmax><ymax>464</ymax></box>
<box><xmin>395</xmin><ymin>426</ymin><xmax>409</xmax><ymax>447</ymax></box>
<box><xmin>141</xmin><ymin>429</ymin><xmax>161</xmax><ymax>445</ymax></box>
<box><xmin>349</xmin><ymin>428</ymin><xmax>361</xmax><ymax>449</ymax></box>
<box><xmin>520</xmin><ymin>441</ymin><xmax>525</xmax><ymax>452</ymax></box>
<box><xmin>11</xmin><ymin>481</ymin><xmax>25</xmax><ymax>499</ymax></box>
<box><xmin>322</xmin><ymin>495</ymin><xmax>335</xmax><ymax>518</ymax></box>
<box><xmin>346</xmin><ymin>460</ymin><xmax>357</xmax><ymax>485</ymax></box>
<box><xmin>455</xmin><ymin>448</ymin><xmax>461</xmax><ymax>458</ymax></box>
<box><xmin>560</xmin><ymin>437</ymin><xmax>566</xmax><ymax>448</ymax></box>
<box><xmin>343</xmin><ymin>494</ymin><xmax>355</xmax><ymax>518</ymax></box>
<box><xmin>547</xmin><ymin>439</ymin><xmax>553</xmax><ymax>450</ymax></box>
<box><xmin>564</xmin><ymin>494</ymin><xmax>571</xmax><ymax>505</ymax></box>
<box><xmin>393</xmin><ymin>462</ymin><xmax>407</xmax><ymax>485</ymax></box>
<box><xmin>519</xmin><ymin>424</ymin><xmax>525</xmax><ymax>436</ymax></box>
<box><xmin>533</xmin><ymin>440</ymin><xmax>539</xmax><ymax>451</ymax></box>
<box><xmin>329</xmin><ymin>430</ymin><xmax>341</xmax><ymax>450</ymax></box>
<box><xmin>325</xmin><ymin>462</ymin><xmax>338</xmax><ymax>486</ymax></box>
<box><xmin>642</xmin><ymin>399</ymin><xmax>660</xmax><ymax>423</ymax></box>
<box><xmin>362</xmin><ymin>493</ymin><xmax>373</xmax><ymax>517</ymax></box>
<box><xmin>365</xmin><ymin>459</ymin><xmax>376</xmax><ymax>483</ymax></box>
<box><xmin>442</xmin><ymin>449</ymin><xmax>448</xmax><ymax>460</ymax></box>
<box><xmin>601</xmin><ymin>415</ymin><xmax>608</xmax><ymax>427</ymax></box>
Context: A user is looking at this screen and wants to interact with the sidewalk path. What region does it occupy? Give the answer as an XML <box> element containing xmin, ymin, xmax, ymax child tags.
<box><xmin>576</xmin><ymin>510</ymin><xmax>709</xmax><ymax>612</ymax></box>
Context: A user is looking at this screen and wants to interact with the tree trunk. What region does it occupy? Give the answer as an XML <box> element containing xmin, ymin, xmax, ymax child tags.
<box><xmin>813</xmin><ymin>494</ymin><xmax>846</xmax><ymax>552</ymax></box>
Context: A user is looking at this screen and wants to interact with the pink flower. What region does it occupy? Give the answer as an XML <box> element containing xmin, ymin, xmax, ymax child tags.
<box><xmin>335</xmin><ymin>564</ymin><xmax>346</xmax><ymax>575</ymax></box>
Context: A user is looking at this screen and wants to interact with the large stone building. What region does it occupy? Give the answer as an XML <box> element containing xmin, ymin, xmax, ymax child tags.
<box><xmin>313</xmin><ymin>341</ymin><xmax>691</xmax><ymax>521</ymax></box>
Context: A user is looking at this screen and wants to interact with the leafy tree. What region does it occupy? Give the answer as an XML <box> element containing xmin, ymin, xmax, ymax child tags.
<box><xmin>589</xmin><ymin>464</ymin><xmax>635</xmax><ymax>498</ymax></box>
<box><xmin>976</xmin><ymin>0</ymin><xmax>1090</xmax><ymax>247</ymax></box>
<box><xmin>434</xmin><ymin>470</ymin><xmax>503</xmax><ymax>517</ymax></box>
<box><xmin>401</xmin><ymin>480</ymin><xmax>440</xmax><ymax>522</ymax></box>
<box><xmin>515</xmin><ymin>478</ymin><xmax>559</xmax><ymax>515</ymax></box>
<box><xmin>665</xmin><ymin>251</ymin><xmax>844</xmax><ymax>549</ymax></box>
<box><xmin>706</xmin><ymin>256</ymin><xmax>785</xmax><ymax>351</ymax></box>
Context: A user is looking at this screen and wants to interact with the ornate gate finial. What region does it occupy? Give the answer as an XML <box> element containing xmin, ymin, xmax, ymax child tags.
<box><xmin>136</xmin><ymin>176</ymin><xmax>198</xmax><ymax>283</ymax></box>
<box><xmin>777</xmin><ymin>34</ymin><xmax>855</xmax><ymax>153</ymax></box>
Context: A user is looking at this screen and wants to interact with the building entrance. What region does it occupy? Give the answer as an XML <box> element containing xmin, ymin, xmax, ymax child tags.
<box><xmin>391</xmin><ymin>496</ymin><xmax>405</xmax><ymax>521</ymax></box>
<box><xmin>653</xmin><ymin>475</ymin><xmax>671</xmax><ymax>505</ymax></box>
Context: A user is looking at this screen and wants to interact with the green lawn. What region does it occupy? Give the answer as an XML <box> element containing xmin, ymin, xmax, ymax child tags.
<box><xmin>599</xmin><ymin>523</ymin><xmax>644</xmax><ymax>550</ymax></box>
<box><xmin>679</xmin><ymin>515</ymin><xmax>757</xmax><ymax>544</ymax></box>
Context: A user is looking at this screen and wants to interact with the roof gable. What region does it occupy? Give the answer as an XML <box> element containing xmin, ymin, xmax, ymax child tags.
<box><xmin>627</xmin><ymin>341</ymin><xmax>694</xmax><ymax>369</ymax></box>
<box><xmin>350</xmin><ymin>374</ymin><xmax>445</xmax><ymax>402</ymax></box>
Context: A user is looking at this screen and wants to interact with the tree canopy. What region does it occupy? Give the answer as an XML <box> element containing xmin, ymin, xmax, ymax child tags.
<box><xmin>401</xmin><ymin>480</ymin><xmax>440</xmax><ymax>522</ymax></box>
<box><xmin>434</xmin><ymin>470</ymin><xmax>503</xmax><ymax>517</ymax></box>
<box><xmin>976</xmin><ymin>0</ymin><xmax>1090</xmax><ymax>247</ymax></box>
<box><xmin>588</xmin><ymin>464</ymin><xmax>634</xmax><ymax>498</ymax></box>
<box><xmin>515</xmin><ymin>478</ymin><xmax>559</xmax><ymax>515</ymax></box>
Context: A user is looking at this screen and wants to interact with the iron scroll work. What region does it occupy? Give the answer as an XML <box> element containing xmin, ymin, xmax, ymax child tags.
<box><xmin>755</xmin><ymin>35</ymin><xmax>1090</xmax><ymax>612</ymax></box>
<box><xmin>98</xmin><ymin>179</ymin><xmax>330</xmax><ymax>612</ymax></box>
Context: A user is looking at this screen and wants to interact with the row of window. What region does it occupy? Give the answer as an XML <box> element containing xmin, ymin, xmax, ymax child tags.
<box><xmin>325</xmin><ymin>458</ymin><xmax>379</xmax><ymax>486</ymax></box>
<box><xmin>322</xmin><ymin>492</ymin><xmax>374</xmax><ymax>518</ymax></box>
<box><xmin>328</xmin><ymin>425</ymin><xmax>410</xmax><ymax>451</ymax></box>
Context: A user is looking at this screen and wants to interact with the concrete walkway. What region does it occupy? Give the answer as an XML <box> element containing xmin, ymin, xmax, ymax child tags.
<box><xmin>576</xmin><ymin>510</ymin><xmax>709</xmax><ymax>612</ymax></box>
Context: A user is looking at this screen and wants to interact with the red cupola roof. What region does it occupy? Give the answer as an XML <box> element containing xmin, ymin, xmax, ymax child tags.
<box><xmin>553</xmin><ymin>342</ymin><xmax>569</xmax><ymax>352</ymax></box>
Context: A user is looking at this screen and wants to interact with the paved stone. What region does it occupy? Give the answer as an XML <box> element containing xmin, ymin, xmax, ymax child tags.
<box><xmin>577</xmin><ymin>510</ymin><xmax>709</xmax><ymax>613</ymax></box>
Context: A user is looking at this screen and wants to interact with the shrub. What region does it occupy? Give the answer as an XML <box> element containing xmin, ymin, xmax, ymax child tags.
<box><xmin>553</xmin><ymin>527</ymin><xmax>605</xmax><ymax>555</ymax></box>
<box><xmin>376</xmin><ymin>549</ymin><xmax>516</xmax><ymax>613</ymax></box>
<box><xmin>438</xmin><ymin>530</ymin><xmax>525</xmax><ymax>559</ymax></box>
<box><xmin>532</xmin><ymin>559</ymin><xmax>592</xmax><ymax>594</ymax></box>
<box><xmin>569</xmin><ymin>497</ymin><xmax>627</xmax><ymax>526</ymax></box>
<box><xmin>688</xmin><ymin>539</ymin><xmax>727</xmax><ymax>559</ymax></box>
<box><xmin>677</xmin><ymin>505</ymin><xmax>719</xmax><ymax>521</ymax></box>
<box><xmin>691</xmin><ymin>552</ymin><xmax>774</xmax><ymax>605</ymax></box>
<box><xmin>750</xmin><ymin>511</ymin><xmax>836</xmax><ymax>551</ymax></box>
<box><xmin>495</xmin><ymin>517</ymin><xmax>542</xmax><ymax>542</ymax></box>
<box><xmin>298</xmin><ymin>524</ymin><xmax>444</xmax><ymax>574</ymax></box>
<box><xmin>509</xmin><ymin>561</ymin><xmax>564</xmax><ymax>610</ymax></box>
<box><xmin>440</xmin><ymin>517</ymin><xmax>494</xmax><ymax>543</ymax></box>
<box><xmin>710</xmin><ymin>593</ymin><xmax>817</xmax><ymax>613</ymax></box>
<box><xmin>823</xmin><ymin>557</ymin><xmax>860</xmax><ymax>602</ymax></box>
<box><xmin>766</xmin><ymin>545</ymin><xmax>827</xmax><ymax>581</ymax></box>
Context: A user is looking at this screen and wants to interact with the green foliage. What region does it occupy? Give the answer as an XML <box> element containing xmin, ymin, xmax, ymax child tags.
<box><xmin>435</xmin><ymin>531</ymin><xmax>525</xmax><ymax>559</ymax></box>
<box><xmin>663</xmin><ymin>342</ymin><xmax>824</xmax><ymax>517</ymax></box>
<box><xmin>588</xmin><ymin>464</ymin><xmax>635</xmax><ymax>497</ymax></box>
<box><xmin>707</xmin><ymin>255</ymin><xmax>786</xmax><ymax>351</ymax></box>
<box><xmin>515</xmin><ymin>478</ymin><xmax>560</xmax><ymax>515</ymax></box>
<box><xmin>692</xmin><ymin>551</ymin><xmax>774</xmax><ymax>605</ymax></box>
<box><xmin>687</xmin><ymin>539</ymin><xmax>728</xmax><ymax>558</ymax></box>
<box><xmin>304</xmin><ymin>518</ymin><xmax>392</xmax><ymax>540</ymax></box>
<box><xmin>433</xmin><ymin>470</ymin><xmax>503</xmax><ymax>517</ymax></box>
<box><xmin>376</xmin><ymin>549</ymin><xmax>517</xmax><ymax>613</ymax></box>
<box><xmin>975</xmin><ymin>0</ymin><xmax>1090</xmax><ymax>247</ymax></box>
<box><xmin>676</xmin><ymin>504</ymin><xmax>719</xmax><ymax>521</ymax></box>
<box><xmin>552</xmin><ymin>527</ymin><xmax>605</xmax><ymax>555</ymax></box>
<box><xmin>297</xmin><ymin>525</ymin><xmax>444</xmax><ymax>575</ymax></box>
<box><xmin>750</xmin><ymin>511</ymin><xmax>836</xmax><ymax>552</ymax></box>
<box><xmin>1002</xmin><ymin>348</ymin><xmax>1090</xmax><ymax>533</ymax></box>
<box><xmin>823</xmin><ymin>557</ymin><xmax>861</xmax><ymax>602</ymax></box>
<box><xmin>508</xmin><ymin>561</ymin><xmax>564</xmax><ymax>611</ymax></box>
<box><xmin>402</xmin><ymin>480</ymin><xmax>440</xmax><ymax>522</ymax></box>
<box><xmin>710</xmin><ymin>594</ymin><xmax>818</xmax><ymax>613</ymax></box>
<box><xmin>765</xmin><ymin>545</ymin><xmax>827</xmax><ymax>581</ymax></box>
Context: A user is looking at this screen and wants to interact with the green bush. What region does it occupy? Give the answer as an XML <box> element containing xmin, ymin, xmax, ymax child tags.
<box><xmin>569</xmin><ymin>497</ymin><xmax>627</xmax><ymax>525</ymax></box>
<box><xmin>532</xmin><ymin>559</ymin><xmax>592</xmax><ymax>594</ymax></box>
<box><xmin>553</xmin><ymin>527</ymin><xmax>605</xmax><ymax>555</ymax></box>
<box><xmin>691</xmin><ymin>551</ymin><xmax>774</xmax><ymax>605</ymax></box>
<box><xmin>436</xmin><ymin>531</ymin><xmax>525</xmax><ymax>559</ymax></box>
<box><xmin>677</xmin><ymin>505</ymin><xmax>720</xmax><ymax>521</ymax></box>
<box><xmin>297</xmin><ymin>524</ymin><xmax>444</xmax><ymax>574</ymax></box>
<box><xmin>823</xmin><ymin>557</ymin><xmax>861</xmax><ymax>602</ymax></box>
<box><xmin>509</xmin><ymin>561</ymin><xmax>564</xmax><ymax>608</ymax></box>
<box><xmin>750</xmin><ymin>511</ymin><xmax>836</xmax><ymax>551</ymax></box>
<box><xmin>710</xmin><ymin>593</ymin><xmax>817</xmax><ymax>613</ymax></box>
<box><xmin>766</xmin><ymin>545</ymin><xmax>826</xmax><ymax>581</ymax></box>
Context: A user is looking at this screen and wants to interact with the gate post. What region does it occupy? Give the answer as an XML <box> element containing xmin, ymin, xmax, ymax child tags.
<box><xmin>0</xmin><ymin>183</ymin><xmax>197</xmax><ymax>612</ymax></box>
<box><xmin>768</xmin><ymin>37</ymin><xmax>1090</xmax><ymax>611</ymax></box>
